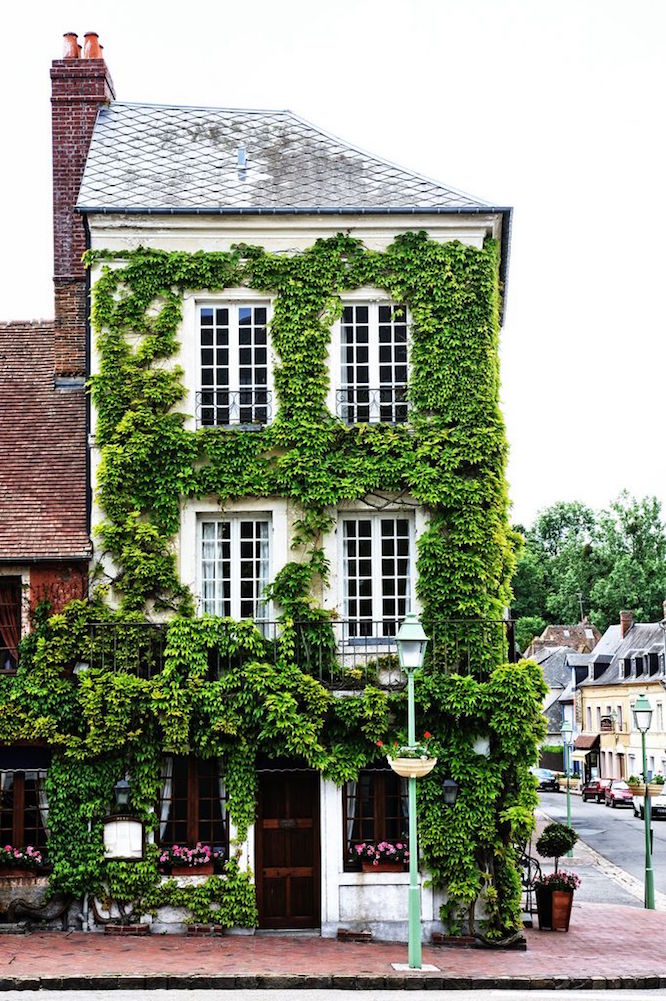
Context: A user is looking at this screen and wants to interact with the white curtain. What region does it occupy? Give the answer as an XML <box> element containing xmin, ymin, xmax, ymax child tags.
<box><xmin>159</xmin><ymin>756</ymin><xmax>174</xmax><ymax>840</ymax></box>
<box><xmin>345</xmin><ymin>780</ymin><xmax>357</xmax><ymax>846</ymax></box>
<box><xmin>217</xmin><ymin>759</ymin><xmax>226</xmax><ymax>825</ymax></box>
<box><xmin>37</xmin><ymin>771</ymin><xmax>50</xmax><ymax>837</ymax></box>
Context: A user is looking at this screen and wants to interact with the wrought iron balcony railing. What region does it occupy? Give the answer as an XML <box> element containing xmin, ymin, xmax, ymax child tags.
<box><xmin>336</xmin><ymin>387</ymin><xmax>410</xmax><ymax>425</ymax></box>
<box><xmin>86</xmin><ymin>618</ymin><xmax>516</xmax><ymax>687</ymax></box>
<box><xmin>195</xmin><ymin>389</ymin><xmax>272</xmax><ymax>429</ymax></box>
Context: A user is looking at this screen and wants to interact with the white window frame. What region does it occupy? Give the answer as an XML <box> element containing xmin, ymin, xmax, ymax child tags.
<box><xmin>328</xmin><ymin>288</ymin><xmax>410</xmax><ymax>425</ymax></box>
<box><xmin>338</xmin><ymin>511</ymin><xmax>415</xmax><ymax>637</ymax></box>
<box><xmin>195</xmin><ymin>295</ymin><xmax>274</xmax><ymax>428</ymax></box>
<box><xmin>197</xmin><ymin>513</ymin><xmax>272</xmax><ymax>621</ymax></box>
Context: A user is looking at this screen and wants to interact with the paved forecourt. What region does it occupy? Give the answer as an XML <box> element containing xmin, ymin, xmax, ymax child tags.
<box><xmin>0</xmin><ymin>903</ymin><xmax>666</xmax><ymax>991</ymax></box>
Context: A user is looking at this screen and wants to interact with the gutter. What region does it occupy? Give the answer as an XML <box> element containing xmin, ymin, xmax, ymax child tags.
<box><xmin>77</xmin><ymin>203</ymin><xmax>513</xmax><ymax>324</ymax></box>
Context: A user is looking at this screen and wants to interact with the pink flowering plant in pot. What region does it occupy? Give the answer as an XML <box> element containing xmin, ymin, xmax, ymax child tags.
<box><xmin>0</xmin><ymin>845</ymin><xmax>45</xmax><ymax>872</ymax></box>
<box><xmin>351</xmin><ymin>841</ymin><xmax>409</xmax><ymax>869</ymax></box>
<box><xmin>158</xmin><ymin>843</ymin><xmax>223</xmax><ymax>874</ymax></box>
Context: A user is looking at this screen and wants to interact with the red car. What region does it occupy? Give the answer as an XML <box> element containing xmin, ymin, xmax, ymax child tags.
<box><xmin>582</xmin><ymin>778</ymin><xmax>612</xmax><ymax>803</ymax></box>
<box><xmin>604</xmin><ymin>779</ymin><xmax>634</xmax><ymax>808</ymax></box>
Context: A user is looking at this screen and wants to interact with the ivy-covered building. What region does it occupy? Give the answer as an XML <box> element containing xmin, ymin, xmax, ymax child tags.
<box><xmin>0</xmin><ymin>32</ymin><xmax>546</xmax><ymax>941</ymax></box>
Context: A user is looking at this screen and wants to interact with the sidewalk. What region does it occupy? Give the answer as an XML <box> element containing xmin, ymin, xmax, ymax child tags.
<box><xmin>0</xmin><ymin>902</ymin><xmax>665</xmax><ymax>991</ymax></box>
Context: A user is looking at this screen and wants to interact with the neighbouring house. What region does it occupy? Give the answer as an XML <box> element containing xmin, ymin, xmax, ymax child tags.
<box><xmin>574</xmin><ymin>608</ymin><xmax>666</xmax><ymax>781</ymax></box>
<box><xmin>0</xmin><ymin>32</ymin><xmax>547</xmax><ymax>942</ymax></box>
<box><xmin>524</xmin><ymin>621</ymin><xmax>600</xmax><ymax>759</ymax></box>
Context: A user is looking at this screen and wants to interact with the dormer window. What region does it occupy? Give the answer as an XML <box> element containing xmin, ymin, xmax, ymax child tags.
<box><xmin>635</xmin><ymin>654</ymin><xmax>644</xmax><ymax>677</ymax></box>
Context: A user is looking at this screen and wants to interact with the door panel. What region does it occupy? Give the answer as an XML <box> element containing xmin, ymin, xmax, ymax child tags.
<box><xmin>256</xmin><ymin>772</ymin><xmax>320</xmax><ymax>928</ymax></box>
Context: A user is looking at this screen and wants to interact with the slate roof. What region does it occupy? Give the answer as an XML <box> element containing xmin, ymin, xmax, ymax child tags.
<box><xmin>77</xmin><ymin>102</ymin><xmax>498</xmax><ymax>213</ymax></box>
<box><xmin>531</xmin><ymin>645</ymin><xmax>572</xmax><ymax>689</ymax></box>
<box><xmin>579</xmin><ymin>623</ymin><xmax>666</xmax><ymax>687</ymax></box>
<box><xmin>0</xmin><ymin>322</ymin><xmax>90</xmax><ymax>561</ymax></box>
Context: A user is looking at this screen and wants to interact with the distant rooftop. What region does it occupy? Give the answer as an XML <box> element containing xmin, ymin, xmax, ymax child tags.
<box><xmin>77</xmin><ymin>102</ymin><xmax>501</xmax><ymax>214</ymax></box>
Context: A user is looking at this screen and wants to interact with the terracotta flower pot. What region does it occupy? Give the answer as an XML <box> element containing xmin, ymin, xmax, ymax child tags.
<box><xmin>551</xmin><ymin>889</ymin><xmax>573</xmax><ymax>931</ymax></box>
<box><xmin>171</xmin><ymin>861</ymin><xmax>214</xmax><ymax>876</ymax></box>
<box><xmin>361</xmin><ymin>861</ymin><xmax>405</xmax><ymax>873</ymax></box>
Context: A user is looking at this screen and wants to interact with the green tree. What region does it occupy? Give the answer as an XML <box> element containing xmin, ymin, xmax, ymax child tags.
<box><xmin>511</xmin><ymin>494</ymin><xmax>666</xmax><ymax>634</ymax></box>
<box><xmin>589</xmin><ymin>493</ymin><xmax>666</xmax><ymax>630</ymax></box>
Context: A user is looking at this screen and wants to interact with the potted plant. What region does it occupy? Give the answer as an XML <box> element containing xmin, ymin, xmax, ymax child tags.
<box><xmin>533</xmin><ymin>870</ymin><xmax>580</xmax><ymax>931</ymax></box>
<box><xmin>351</xmin><ymin>841</ymin><xmax>409</xmax><ymax>872</ymax></box>
<box><xmin>384</xmin><ymin>733</ymin><xmax>437</xmax><ymax>779</ymax></box>
<box><xmin>0</xmin><ymin>845</ymin><xmax>45</xmax><ymax>879</ymax></box>
<box><xmin>158</xmin><ymin>843</ymin><xmax>222</xmax><ymax>876</ymax></box>
<box><xmin>534</xmin><ymin>823</ymin><xmax>579</xmax><ymax>931</ymax></box>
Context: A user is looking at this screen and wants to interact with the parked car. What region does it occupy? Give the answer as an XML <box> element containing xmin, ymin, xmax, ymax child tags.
<box><xmin>604</xmin><ymin>779</ymin><xmax>634</xmax><ymax>808</ymax></box>
<box><xmin>530</xmin><ymin>767</ymin><xmax>559</xmax><ymax>791</ymax></box>
<box><xmin>633</xmin><ymin>790</ymin><xmax>666</xmax><ymax>819</ymax></box>
<box><xmin>582</xmin><ymin>778</ymin><xmax>612</xmax><ymax>803</ymax></box>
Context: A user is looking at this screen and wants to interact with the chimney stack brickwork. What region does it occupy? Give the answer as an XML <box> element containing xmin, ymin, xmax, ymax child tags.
<box><xmin>620</xmin><ymin>609</ymin><xmax>634</xmax><ymax>638</ymax></box>
<box><xmin>51</xmin><ymin>51</ymin><xmax>115</xmax><ymax>377</ymax></box>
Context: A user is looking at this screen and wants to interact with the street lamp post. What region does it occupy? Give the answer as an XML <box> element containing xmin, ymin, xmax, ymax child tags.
<box><xmin>633</xmin><ymin>693</ymin><xmax>655</xmax><ymax>909</ymax></box>
<box><xmin>395</xmin><ymin>613</ymin><xmax>429</xmax><ymax>970</ymax></box>
<box><xmin>561</xmin><ymin>718</ymin><xmax>573</xmax><ymax>857</ymax></box>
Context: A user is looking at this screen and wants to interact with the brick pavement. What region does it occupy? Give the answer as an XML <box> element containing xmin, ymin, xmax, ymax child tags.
<box><xmin>0</xmin><ymin>902</ymin><xmax>665</xmax><ymax>990</ymax></box>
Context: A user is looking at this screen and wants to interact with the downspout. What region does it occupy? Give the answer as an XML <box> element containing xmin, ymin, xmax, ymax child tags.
<box><xmin>83</xmin><ymin>214</ymin><xmax>92</xmax><ymax>540</ymax></box>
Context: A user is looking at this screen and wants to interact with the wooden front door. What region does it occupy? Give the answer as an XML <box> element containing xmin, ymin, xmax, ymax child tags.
<box><xmin>255</xmin><ymin>771</ymin><xmax>320</xmax><ymax>929</ymax></box>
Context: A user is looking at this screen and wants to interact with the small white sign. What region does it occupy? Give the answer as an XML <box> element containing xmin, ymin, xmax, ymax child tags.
<box><xmin>103</xmin><ymin>818</ymin><xmax>144</xmax><ymax>860</ymax></box>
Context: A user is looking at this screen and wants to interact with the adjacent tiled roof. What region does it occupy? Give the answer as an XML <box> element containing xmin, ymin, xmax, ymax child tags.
<box><xmin>525</xmin><ymin>621</ymin><xmax>600</xmax><ymax>658</ymax></box>
<box><xmin>0</xmin><ymin>322</ymin><xmax>90</xmax><ymax>560</ymax></box>
<box><xmin>77</xmin><ymin>102</ymin><xmax>496</xmax><ymax>213</ymax></box>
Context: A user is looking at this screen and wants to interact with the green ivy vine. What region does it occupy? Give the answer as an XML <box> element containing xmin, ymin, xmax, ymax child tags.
<box><xmin>0</xmin><ymin>232</ymin><xmax>545</xmax><ymax>939</ymax></box>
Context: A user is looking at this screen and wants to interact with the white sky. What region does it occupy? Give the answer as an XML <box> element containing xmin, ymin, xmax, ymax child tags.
<box><xmin>2</xmin><ymin>1</ymin><xmax>665</xmax><ymax>526</ymax></box>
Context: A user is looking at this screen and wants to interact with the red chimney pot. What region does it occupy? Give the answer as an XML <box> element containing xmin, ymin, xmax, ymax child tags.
<box><xmin>83</xmin><ymin>32</ymin><xmax>102</xmax><ymax>59</ymax></box>
<box><xmin>63</xmin><ymin>33</ymin><xmax>79</xmax><ymax>59</ymax></box>
<box><xmin>620</xmin><ymin>610</ymin><xmax>634</xmax><ymax>638</ymax></box>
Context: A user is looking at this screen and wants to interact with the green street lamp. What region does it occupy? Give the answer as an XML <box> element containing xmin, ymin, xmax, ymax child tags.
<box><xmin>395</xmin><ymin>613</ymin><xmax>428</xmax><ymax>970</ymax></box>
<box><xmin>633</xmin><ymin>693</ymin><xmax>655</xmax><ymax>909</ymax></box>
<box><xmin>561</xmin><ymin>718</ymin><xmax>573</xmax><ymax>857</ymax></box>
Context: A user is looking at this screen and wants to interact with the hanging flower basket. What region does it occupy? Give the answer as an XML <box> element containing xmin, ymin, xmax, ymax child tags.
<box><xmin>388</xmin><ymin>756</ymin><xmax>437</xmax><ymax>779</ymax></box>
<box><xmin>627</xmin><ymin>782</ymin><xmax>664</xmax><ymax>797</ymax></box>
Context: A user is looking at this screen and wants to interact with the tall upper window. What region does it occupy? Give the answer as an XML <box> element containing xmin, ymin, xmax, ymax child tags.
<box><xmin>0</xmin><ymin>769</ymin><xmax>48</xmax><ymax>850</ymax></box>
<box><xmin>198</xmin><ymin>304</ymin><xmax>271</xmax><ymax>427</ymax></box>
<box><xmin>342</xmin><ymin>515</ymin><xmax>412</xmax><ymax>637</ymax></box>
<box><xmin>0</xmin><ymin>577</ymin><xmax>21</xmax><ymax>673</ymax></box>
<box><xmin>158</xmin><ymin>756</ymin><xmax>228</xmax><ymax>854</ymax></box>
<box><xmin>337</xmin><ymin>303</ymin><xmax>409</xmax><ymax>425</ymax></box>
<box><xmin>201</xmin><ymin>517</ymin><xmax>270</xmax><ymax>620</ymax></box>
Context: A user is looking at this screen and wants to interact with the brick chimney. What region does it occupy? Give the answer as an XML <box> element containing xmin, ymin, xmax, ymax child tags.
<box><xmin>51</xmin><ymin>32</ymin><xmax>115</xmax><ymax>380</ymax></box>
<box><xmin>620</xmin><ymin>610</ymin><xmax>634</xmax><ymax>638</ymax></box>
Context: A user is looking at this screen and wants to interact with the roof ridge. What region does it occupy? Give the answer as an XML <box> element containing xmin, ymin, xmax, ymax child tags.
<box><xmin>109</xmin><ymin>100</ymin><xmax>291</xmax><ymax>116</ymax></box>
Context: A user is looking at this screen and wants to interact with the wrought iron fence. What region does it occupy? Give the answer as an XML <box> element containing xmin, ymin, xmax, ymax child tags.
<box><xmin>335</xmin><ymin>387</ymin><xmax>410</xmax><ymax>425</ymax></box>
<box><xmin>195</xmin><ymin>389</ymin><xmax>272</xmax><ymax>428</ymax></box>
<box><xmin>86</xmin><ymin>618</ymin><xmax>516</xmax><ymax>687</ymax></box>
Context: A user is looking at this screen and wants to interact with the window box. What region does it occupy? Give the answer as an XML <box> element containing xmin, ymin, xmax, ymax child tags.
<box><xmin>171</xmin><ymin>861</ymin><xmax>215</xmax><ymax>877</ymax></box>
<box><xmin>361</xmin><ymin>861</ymin><xmax>405</xmax><ymax>873</ymax></box>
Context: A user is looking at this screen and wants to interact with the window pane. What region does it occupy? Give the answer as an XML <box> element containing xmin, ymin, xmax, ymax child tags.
<box><xmin>0</xmin><ymin>577</ymin><xmax>21</xmax><ymax>672</ymax></box>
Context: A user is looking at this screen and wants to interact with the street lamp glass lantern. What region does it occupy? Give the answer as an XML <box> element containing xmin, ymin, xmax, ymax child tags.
<box><xmin>633</xmin><ymin>694</ymin><xmax>653</xmax><ymax>734</ymax></box>
<box><xmin>113</xmin><ymin>777</ymin><xmax>131</xmax><ymax>811</ymax></box>
<box><xmin>441</xmin><ymin>778</ymin><xmax>459</xmax><ymax>806</ymax></box>
<box><xmin>561</xmin><ymin>718</ymin><xmax>573</xmax><ymax>744</ymax></box>
<box><xmin>396</xmin><ymin>613</ymin><xmax>428</xmax><ymax>672</ymax></box>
